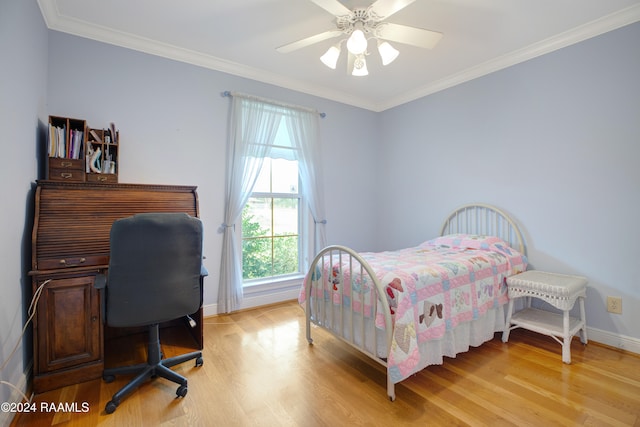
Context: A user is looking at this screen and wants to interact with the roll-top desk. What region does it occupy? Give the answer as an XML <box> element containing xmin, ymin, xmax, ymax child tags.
<box><xmin>29</xmin><ymin>181</ymin><xmax>204</xmax><ymax>393</ymax></box>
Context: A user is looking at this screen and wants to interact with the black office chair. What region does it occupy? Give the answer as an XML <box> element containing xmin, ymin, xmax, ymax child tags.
<box><xmin>95</xmin><ymin>212</ymin><xmax>207</xmax><ymax>414</ymax></box>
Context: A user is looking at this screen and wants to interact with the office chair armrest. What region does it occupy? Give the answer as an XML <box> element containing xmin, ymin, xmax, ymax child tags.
<box><xmin>94</xmin><ymin>273</ymin><xmax>107</xmax><ymax>289</ymax></box>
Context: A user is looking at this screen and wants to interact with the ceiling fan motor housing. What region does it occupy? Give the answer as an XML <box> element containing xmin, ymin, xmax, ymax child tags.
<box><xmin>336</xmin><ymin>8</ymin><xmax>382</xmax><ymax>36</ymax></box>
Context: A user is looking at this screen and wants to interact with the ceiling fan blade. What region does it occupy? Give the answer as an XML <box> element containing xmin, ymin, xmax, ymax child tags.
<box><xmin>377</xmin><ymin>23</ymin><xmax>442</xmax><ymax>49</ymax></box>
<box><xmin>370</xmin><ymin>0</ymin><xmax>417</xmax><ymax>19</ymax></box>
<box><xmin>310</xmin><ymin>0</ymin><xmax>351</xmax><ymax>16</ymax></box>
<box><xmin>276</xmin><ymin>30</ymin><xmax>343</xmax><ymax>53</ymax></box>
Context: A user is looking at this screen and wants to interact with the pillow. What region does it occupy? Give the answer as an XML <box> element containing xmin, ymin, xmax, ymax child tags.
<box><xmin>424</xmin><ymin>234</ymin><xmax>508</xmax><ymax>251</ymax></box>
<box><xmin>422</xmin><ymin>234</ymin><xmax>528</xmax><ymax>276</ymax></box>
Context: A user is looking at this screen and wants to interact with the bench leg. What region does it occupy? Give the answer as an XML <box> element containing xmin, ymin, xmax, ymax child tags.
<box><xmin>502</xmin><ymin>299</ymin><xmax>515</xmax><ymax>343</ymax></box>
<box><xmin>562</xmin><ymin>309</ymin><xmax>572</xmax><ymax>364</ymax></box>
<box><xmin>579</xmin><ymin>297</ymin><xmax>588</xmax><ymax>344</ymax></box>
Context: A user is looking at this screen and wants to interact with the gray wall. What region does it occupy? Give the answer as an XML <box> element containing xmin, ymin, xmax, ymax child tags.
<box><xmin>1</xmin><ymin>0</ymin><xmax>638</xmax><ymax>411</ymax></box>
<box><xmin>54</xmin><ymin>20</ymin><xmax>635</xmax><ymax>342</ymax></box>
<box><xmin>46</xmin><ymin>31</ymin><xmax>382</xmax><ymax>308</ymax></box>
<box><xmin>0</xmin><ymin>0</ymin><xmax>48</xmax><ymax>413</ymax></box>
<box><xmin>377</xmin><ymin>22</ymin><xmax>640</xmax><ymax>342</ymax></box>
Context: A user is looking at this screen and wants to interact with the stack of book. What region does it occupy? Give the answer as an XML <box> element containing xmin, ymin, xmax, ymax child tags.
<box><xmin>48</xmin><ymin>124</ymin><xmax>84</xmax><ymax>159</ymax></box>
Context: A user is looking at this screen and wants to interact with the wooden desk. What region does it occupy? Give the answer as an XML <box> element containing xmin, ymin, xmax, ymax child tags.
<box><xmin>29</xmin><ymin>181</ymin><xmax>203</xmax><ymax>393</ymax></box>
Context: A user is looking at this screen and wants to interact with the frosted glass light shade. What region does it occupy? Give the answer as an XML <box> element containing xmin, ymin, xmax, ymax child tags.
<box><xmin>378</xmin><ymin>41</ymin><xmax>399</xmax><ymax>66</ymax></box>
<box><xmin>346</xmin><ymin>30</ymin><xmax>367</xmax><ymax>55</ymax></box>
<box><xmin>352</xmin><ymin>55</ymin><xmax>368</xmax><ymax>76</ymax></box>
<box><xmin>320</xmin><ymin>45</ymin><xmax>341</xmax><ymax>69</ymax></box>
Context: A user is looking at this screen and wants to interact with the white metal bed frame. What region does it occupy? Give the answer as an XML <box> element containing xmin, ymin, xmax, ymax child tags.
<box><xmin>304</xmin><ymin>203</ymin><xmax>525</xmax><ymax>401</ymax></box>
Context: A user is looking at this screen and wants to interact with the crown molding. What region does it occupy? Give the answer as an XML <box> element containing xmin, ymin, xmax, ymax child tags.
<box><xmin>36</xmin><ymin>1</ymin><xmax>375</xmax><ymax>111</ymax></box>
<box><xmin>376</xmin><ymin>4</ymin><xmax>640</xmax><ymax>112</ymax></box>
<box><xmin>37</xmin><ymin>1</ymin><xmax>640</xmax><ymax>113</ymax></box>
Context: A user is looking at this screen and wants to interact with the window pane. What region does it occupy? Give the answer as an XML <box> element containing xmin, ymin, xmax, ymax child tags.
<box><xmin>273</xmin><ymin>198</ymin><xmax>298</xmax><ymax>236</ymax></box>
<box><xmin>273</xmin><ymin>236</ymin><xmax>298</xmax><ymax>276</ymax></box>
<box><xmin>253</xmin><ymin>160</ymin><xmax>271</xmax><ymax>193</ymax></box>
<box><xmin>274</xmin><ymin>119</ymin><xmax>294</xmax><ymax>149</ymax></box>
<box><xmin>242</xmin><ymin>237</ymin><xmax>271</xmax><ymax>280</ymax></box>
<box><xmin>271</xmin><ymin>159</ymin><xmax>298</xmax><ymax>194</ymax></box>
<box><xmin>242</xmin><ymin>126</ymin><xmax>303</xmax><ymax>283</ymax></box>
<box><xmin>243</xmin><ymin>198</ymin><xmax>271</xmax><ymax>237</ymax></box>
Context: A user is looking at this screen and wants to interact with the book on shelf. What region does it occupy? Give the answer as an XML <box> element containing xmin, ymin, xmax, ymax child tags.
<box><xmin>48</xmin><ymin>124</ymin><xmax>84</xmax><ymax>159</ymax></box>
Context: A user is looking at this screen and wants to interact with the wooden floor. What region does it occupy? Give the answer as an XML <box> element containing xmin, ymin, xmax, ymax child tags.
<box><xmin>12</xmin><ymin>300</ymin><xmax>640</xmax><ymax>426</ymax></box>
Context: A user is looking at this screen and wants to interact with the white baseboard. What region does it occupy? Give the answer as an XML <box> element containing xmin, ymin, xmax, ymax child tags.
<box><xmin>0</xmin><ymin>365</ymin><xmax>31</xmax><ymax>426</ymax></box>
<box><xmin>0</xmin><ymin>408</ymin><xmax>13</xmax><ymax>426</ymax></box>
<box><xmin>587</xmin><ymin>327</ymin><xmax>640</xmax><ymax>355</ymax></box>
<box><xmin>203</xmin><ymin>287</ymin><xmax>300</xmax><ymax>317</ymax></box>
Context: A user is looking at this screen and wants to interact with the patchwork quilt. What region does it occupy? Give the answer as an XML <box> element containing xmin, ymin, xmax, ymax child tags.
<box><xmin>300</xmin><ymin>234</ymin><xmax>528</xmax><ymax>384</ymax></box>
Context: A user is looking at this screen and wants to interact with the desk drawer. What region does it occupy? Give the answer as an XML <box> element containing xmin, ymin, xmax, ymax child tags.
<box><xmin>48</xmin><ymin>168</ymin><xmax>86</xmax><ymax>182</ymax></box>
<box><xmin>87</xmin><ymin>173</ymin><xmax>118</xmax><ymax>183</ymax></box>
<box><xmin>49</xmin><ymin>158</ymin><xmax>84</xmax><ymax>170</ymax></box>
<box><xmin>37</xmin><ymin>254</ymin><xmax>108</xmax><ymax>271</ymax></box>
<box><xmin>48</xmin><ymin>158</ymin><xmax>85</xmax><ymax>182</ymax></box>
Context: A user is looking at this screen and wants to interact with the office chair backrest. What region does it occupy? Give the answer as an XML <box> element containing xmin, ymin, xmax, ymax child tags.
<box><xmin>106</xmin><ymin>213</ymin><xmax>203</xmax><ymax>327</ymax></box>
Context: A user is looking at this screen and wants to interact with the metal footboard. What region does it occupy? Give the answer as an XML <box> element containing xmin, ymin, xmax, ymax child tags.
<box><xmin>304</xmin><ymin>245</ymin><xmax>396</xmax><ymax>401</ymax></box>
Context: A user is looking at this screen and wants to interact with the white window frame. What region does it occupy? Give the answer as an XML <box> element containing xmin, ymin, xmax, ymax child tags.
<box><xmin>237</xmin><ymin>163</ymin><xmax>313</xmax><ymax>295</ymax></box>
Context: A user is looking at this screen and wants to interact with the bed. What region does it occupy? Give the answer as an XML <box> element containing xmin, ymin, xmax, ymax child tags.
<box><xmin>299</xmin><ymin>204</ymin><xmax>528</xmax><ymax>401</ymax></box>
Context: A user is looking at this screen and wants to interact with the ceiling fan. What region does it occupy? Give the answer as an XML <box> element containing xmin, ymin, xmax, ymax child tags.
<box><xmin>276</xmin><ymin>0</ymin><xmax>443</xmax><ymax>76</ymax></box>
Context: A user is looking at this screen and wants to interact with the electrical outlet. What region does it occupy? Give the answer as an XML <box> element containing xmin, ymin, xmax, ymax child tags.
<box><xmin>607</xmin><ymin>296</ymin><xmax>622</xmax><ymax>314</ymax></box>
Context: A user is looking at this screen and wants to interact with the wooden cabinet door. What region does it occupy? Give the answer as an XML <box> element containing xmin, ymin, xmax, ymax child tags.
<box><xmin>35</xmin><ymin>275</ymin><xmax>102</xmax><ymax>373</ymax></box>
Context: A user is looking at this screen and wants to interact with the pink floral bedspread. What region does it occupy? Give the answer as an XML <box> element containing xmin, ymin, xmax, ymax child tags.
<box><xmin>299</xmin><ymin>234</ymin><xmax>527</xmax><ymax>383</ymax></box>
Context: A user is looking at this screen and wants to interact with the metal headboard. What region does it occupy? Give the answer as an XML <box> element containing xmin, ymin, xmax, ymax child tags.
<box><xmin>440</xmin><ymin>203</ymin><xmax>525</xmax><ymax>254</ymax></box>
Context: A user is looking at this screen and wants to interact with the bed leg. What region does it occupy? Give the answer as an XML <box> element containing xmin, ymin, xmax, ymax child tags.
<box><xmin>388</xmin><ymin>379</ymin><xmax>395</xmax><ymax>402</ymax></box>
<box><xmin>306</xmin><ymin>316</ymin><xmax>313</xmax><ymax>345</ymax></box>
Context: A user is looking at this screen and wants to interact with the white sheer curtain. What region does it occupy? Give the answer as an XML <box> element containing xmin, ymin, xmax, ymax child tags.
<box><xmin>217</xmin><ymin>97</ymin><xmax>281</xmax><ymax>313</ymax></box>
<box><xmin>285</xmin><ymin>111</ymin><xmax>327</xmax><ymax>253</ymax></box>
<box><xmin>218</xmin><ymin>92</ymin><xmax>326</xmax><ymax>313</ymax></box>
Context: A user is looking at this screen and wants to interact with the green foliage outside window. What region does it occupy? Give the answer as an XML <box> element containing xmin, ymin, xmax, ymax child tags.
<box><xmin>242</xmin><ymin>207</ymin><xmax>299</xmax><ymax>280</ymax></box>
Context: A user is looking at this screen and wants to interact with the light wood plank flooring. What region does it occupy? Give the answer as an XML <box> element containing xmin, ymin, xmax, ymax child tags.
<box><xmin>11</xmin><ymin>301</ymin><xmax>640</xmax><ymax>426</ymax></box>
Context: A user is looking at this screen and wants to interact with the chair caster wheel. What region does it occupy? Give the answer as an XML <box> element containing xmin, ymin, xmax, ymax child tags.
<box><xmin>105</xmin><ymin>400</ymin><xmax>118</xmax><ymax>414</ymax></box>
<box><xmin>195</xmin><ymin>356</ymin><xmax>204</xmax><ymax>367</ymax></box>
<box><xmin>103</xmin><ymin>375</ymin><xmax>115</xmax><ymax>383</ymax></box>
<box><xmin>176</xmin><ymin>384</ymin><xmax>188</xmax><ymax>398</ymax></box>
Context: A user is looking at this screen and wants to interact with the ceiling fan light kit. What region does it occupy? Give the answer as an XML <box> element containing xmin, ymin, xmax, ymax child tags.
<box><xmin>320</xmin><ymin>44</ymin><xmax>341</xmax><ymax>69</ymax></box>
<box><xmin>352</xmin><ymin>55</ymin><xmax>369</xmax><ymax>76</ymax></box>
<box><xmin>377</xmin><ymin>40</ymin><xmax>399</xmax><ymax>66</ymax></box>
<box><xmin>277</xmin><ymin>0</ymin><xmax>442</xmax><ymax>77</ymax></box>
<box><xmin>345</xmin><ymin>28</ymin><xmax>368</xmax><ymax>55</ymax></box>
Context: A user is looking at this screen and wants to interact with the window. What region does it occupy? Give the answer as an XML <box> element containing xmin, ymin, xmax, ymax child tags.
<box><xmin>219</xmin><ymin>93</ymin><xmax>325</xmax><ymax>313</ymax></box>
<box><xmin>241</xmin><ymin>120</ymin><xmax>304</xmax><ymax>284</ymax></box>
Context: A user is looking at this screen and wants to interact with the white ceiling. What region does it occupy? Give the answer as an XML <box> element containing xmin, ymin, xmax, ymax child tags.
<box><xmin>38</xmin><ymin>0</ymin><xmax>640</xmax><ymax>112</ymax></box>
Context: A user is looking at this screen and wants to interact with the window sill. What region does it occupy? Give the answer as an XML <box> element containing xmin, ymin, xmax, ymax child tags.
<box><xmin>243</xmin><ymin>274</ymin><xmax>304</xmax><ymax>296</ymax></box>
